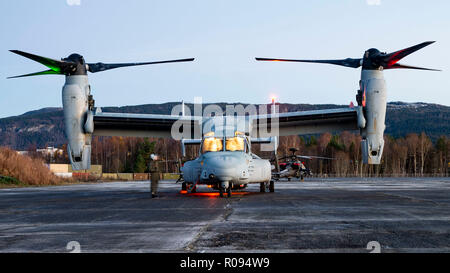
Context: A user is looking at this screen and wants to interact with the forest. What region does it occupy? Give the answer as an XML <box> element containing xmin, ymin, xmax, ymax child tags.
<box><xmin>43</xmin><ymin>132</ymin><xmax>449</xmax><ymax>177</ymax></box>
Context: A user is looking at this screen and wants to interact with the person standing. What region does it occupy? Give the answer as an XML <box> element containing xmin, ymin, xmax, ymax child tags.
<box><xmin>149</xmin><ymin>154</ymin><xmax>163</xmax><ymax>198</ymax></box>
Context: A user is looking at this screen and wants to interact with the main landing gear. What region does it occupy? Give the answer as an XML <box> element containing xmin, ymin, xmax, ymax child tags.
<box><xmin>182</xmin><ymin>182</ymin><xmax>197</xmax><ymax>193</ymax></box>
<box><xmin>260</xmin><ymin>180</ymin><xmax>275</xmax><ymax>193</ymax></box>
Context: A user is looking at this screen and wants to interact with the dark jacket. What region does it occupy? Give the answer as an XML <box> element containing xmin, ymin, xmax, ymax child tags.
<box><xmin>149</xmin><ymin>160</ymin><xmax>164</xmax><ymax>173</ymax></box>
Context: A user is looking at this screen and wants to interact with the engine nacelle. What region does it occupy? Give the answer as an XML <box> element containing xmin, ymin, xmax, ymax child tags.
<box><xmin>62</xmin><ymin>75</ymin><xmax>92</xmax><ymax>170</ymax></box>
<box><xmin>359</xmin><ymin>69</ymin><xmax>387</xmax><ymax>164</ymax></box>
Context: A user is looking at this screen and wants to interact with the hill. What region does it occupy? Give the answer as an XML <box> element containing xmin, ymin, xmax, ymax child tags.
<box><xmin>0</xmin><ymin>102</ymin><xmax>448</xmax><ymax>150</ymax></box>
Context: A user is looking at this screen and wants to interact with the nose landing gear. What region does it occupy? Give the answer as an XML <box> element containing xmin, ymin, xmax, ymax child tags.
<box><xmin>219</xmin><ymin>181</ymin><xmax>232</xmax><ymax>198</ymax></box>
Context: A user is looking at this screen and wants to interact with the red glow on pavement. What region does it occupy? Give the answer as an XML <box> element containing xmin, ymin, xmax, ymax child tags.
<box><xmin>179</xmin><ymin>191</ymin><xmax>251</xmax><ymax>198</ymax></box>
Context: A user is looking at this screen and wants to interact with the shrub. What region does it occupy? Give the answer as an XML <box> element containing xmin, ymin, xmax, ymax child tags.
<box><xmin>0</xmin><ymin>147</ymin><xmax>63</xmax><ymax>186</ymax></box>
<box><xmin>0</xmin><ymin>175</ymin><xmax>21</xmax><ymax>185</ymax></box>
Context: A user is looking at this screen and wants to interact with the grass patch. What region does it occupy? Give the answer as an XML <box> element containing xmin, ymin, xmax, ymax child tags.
<box><xmin>0</xmin><ymin>175</ymin><xmax>22</xmax><ymax>185</ymax></box>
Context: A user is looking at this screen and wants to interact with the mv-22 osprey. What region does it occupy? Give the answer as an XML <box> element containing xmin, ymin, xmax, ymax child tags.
<box><xmin>9</xmin><ymin>41</ymin><xmax>439</xmax><ymax>197</ymax></box>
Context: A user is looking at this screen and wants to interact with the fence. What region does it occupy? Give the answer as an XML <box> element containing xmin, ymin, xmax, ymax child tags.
<box><xmin>100</xmin><ymin>173</ymin><xmax>180</xmax><ymax>181</ymax></box>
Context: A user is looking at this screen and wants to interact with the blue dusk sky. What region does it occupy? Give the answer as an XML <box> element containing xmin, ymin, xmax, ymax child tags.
<box><xmin>0</xmin><ymin>0</ymin><xmax>448</xmax><ymax>118</ymax></box>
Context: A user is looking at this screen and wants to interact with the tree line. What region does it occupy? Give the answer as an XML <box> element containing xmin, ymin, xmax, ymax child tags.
<box><xmin>35</xmin><ymin>132</ymin><xmax>448</xmax><ymax>177</ymax></box>
<box><xmin>272</xmin><ymin>132</ymin><xmax>449</xmax><ymax>177</ymax></box>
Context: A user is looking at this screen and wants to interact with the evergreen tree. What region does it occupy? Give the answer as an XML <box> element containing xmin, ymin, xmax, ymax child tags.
<box><xmin>134</xmin><ymin>153</ymin><xmax>146</xmax><ymax>173</ymax></box>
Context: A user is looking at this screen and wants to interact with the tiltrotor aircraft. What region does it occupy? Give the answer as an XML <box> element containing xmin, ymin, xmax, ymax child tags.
<box><xmin>9</xmin><ymin>41</ymin><xmax>438</xmax><ymax>197</ymax></box>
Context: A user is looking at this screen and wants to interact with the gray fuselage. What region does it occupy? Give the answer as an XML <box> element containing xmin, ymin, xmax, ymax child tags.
<box><xmin>182</xmin><ymin>146</ymin><xmax>271</xmax><ymax>189</ymax></box>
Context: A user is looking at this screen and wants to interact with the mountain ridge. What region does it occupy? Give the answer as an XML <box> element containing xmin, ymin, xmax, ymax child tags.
<box><xmin>1</xmin><ymin>101</ymin><xmax>448</xmax><ymax>150</ymax></box>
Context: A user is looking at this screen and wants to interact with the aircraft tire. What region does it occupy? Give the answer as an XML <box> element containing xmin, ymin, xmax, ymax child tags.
<box><xmin>260</xmin><ymin>182</ymin><xmax>265</xmax><ymax>193</ymax></box>
<box><xmin>182</xmin><ymin>182</ymin><xmax>187</xmax><ymax>191</ymax></box>
<box><xmin>227</xmin><ymin>185</ymin><xmax>232</xmax><ymax>198</ymax></box>
<box><xmin>269</xmin><ymin>180</ymin><xmax>275</xmax><ymax>192</ymax></box>
<box><xmin>219</xmin><ymin>187</ymin><xmax>224</xmax><ymax>198</ymax></box>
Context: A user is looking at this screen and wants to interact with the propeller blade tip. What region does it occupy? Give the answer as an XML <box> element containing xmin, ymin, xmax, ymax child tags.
<box><xmin>422</xmin><ymin>41</ymin><xmax>436</xmax><ymax>47</ymax></box>
<box><xmin>255</xmin><ymin>58</ymin><xmax>276</xmax><ymax>61</ymax></box>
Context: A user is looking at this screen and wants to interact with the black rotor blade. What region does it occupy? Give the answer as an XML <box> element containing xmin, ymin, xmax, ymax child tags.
<box><xmin>87</xmin><ymin>58</ymin><xmax>195</xmax><ymax>73</ymax></box>
<box><xmin>385</xmin><ymin>63</ymin><xmax>441</xmax><ymax>71</ymax></box>
<box><xmin>256</xmin><ymin>57</ymin><xmax>362</xmax><ymax>68</ymax></box>
<box><xmin>296</xmin><ymin>155</ymin><xmax>335</xmax><ymax>160</ymax></box>
<box><xmin>9</xmin><ymin>50</ymin><xmax>67</xmax><ymax>73</ymax></box>
<box><xmin>383</xmin><ymin>41</ymin><xmax>435</xmax><ymax>68</ymax></box>
<box><xmin>8</xmin><ymin>69</ymin><xmax>62</xmax><ymax>79</ymax></box>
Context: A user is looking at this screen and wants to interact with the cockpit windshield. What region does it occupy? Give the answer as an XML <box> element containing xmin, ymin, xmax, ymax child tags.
<box><xmin>202</xmin><ymin>137</ymin><xmax>223</xmax><ymax>153</ymax></box>
<box><xmin>201</xmin><ymin>131</ymin><xmax>248</xmax><ymax>154</ymax></box>
<box><xmin>226</xmin><ymin>136</ymin><xmax>245</xmax><ymax>152</ymax></box>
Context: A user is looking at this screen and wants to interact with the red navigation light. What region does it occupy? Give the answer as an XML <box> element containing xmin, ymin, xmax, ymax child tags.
<box><xmin>362</xmin><ymin>90</ymin><xmax>366</xmax><ymax>107</ymax></box>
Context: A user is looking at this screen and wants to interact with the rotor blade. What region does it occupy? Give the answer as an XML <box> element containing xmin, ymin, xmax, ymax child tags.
<box><xmin>7</xmin><ymin>69</ymin><xmax>62</xmax><ymax>79</ymax></box>
<box><xmin>385</xmin><ymin>63</ymin><xmax>441</xmax><ymax>71</ymax></box>
<box><xmin>9</xmin><ymin>50</ymin><xmax>66</xmax><ymax>72</ymax></box>
<box><xmin>87</xmin><ymin>58</ymin><xmax>195</xmax><ymax>73</ymax></box>
<box><xmin>296</xmin><ymin>156</ymin><xmax>312</xmax><ymax>160</ymax></box>
<box><xmin>383</xmin><ymin>41</ymin><xmax>435</xmax><ymax>67</ymax></box>
<box><xmin>256</xmin><ymin>57</ymin><xmax>362</xmax><ymax>68</ymax></box>
<box><xmin>297</xmin><ymin>155</ymin><xmax>335</xmax><ymax>160</ymax></box>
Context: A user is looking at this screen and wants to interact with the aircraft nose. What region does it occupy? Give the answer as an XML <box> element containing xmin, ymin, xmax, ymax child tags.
<box><xmin>201</xmin><ymin>154</ymin><xmax>246</xmax><ymax>181</ymax></box>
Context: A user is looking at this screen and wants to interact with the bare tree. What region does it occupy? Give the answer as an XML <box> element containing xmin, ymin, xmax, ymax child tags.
<box><xmin>406</xmin><ymin>134</ymin><xmax>419</xmax><ymax>176</ymax></box>
<box><xmin>418</xmin><ymin>132</ymin><xmax>432</xmax><ymax>176</ymax></box>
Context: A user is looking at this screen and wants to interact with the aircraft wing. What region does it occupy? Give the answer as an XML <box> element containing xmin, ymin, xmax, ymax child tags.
<box><xmin>250</xmin><ymin>107</ymin><xmax>359</xmax><ymax>137</ymax></box>
<box><xmin>93</xmin><ymin>112</ymin><xmax>202</xmax><ymax>138</ymax></box>
<box><xmin>93</xmin><ymin>107</ymin><xmax>360</xmax><ymax>138</ymax></box>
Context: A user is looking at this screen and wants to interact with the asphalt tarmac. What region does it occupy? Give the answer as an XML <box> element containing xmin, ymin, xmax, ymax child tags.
<box><xmin>0</xmin><ymin>177</ymin><xmax>449</xmax><ymax>253</ymax></box>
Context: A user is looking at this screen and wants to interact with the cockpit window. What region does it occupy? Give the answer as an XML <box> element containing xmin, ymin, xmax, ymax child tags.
<box><xmin>226</xmin><ymin>136</ymin><xmax>245</xmax><ymax>152</ymax></box>
<box><xmin>202</xmin><ymin>137</ymin><xmax>223</xmax><ymax>153</ymax></box>
<box><xmin>201</xmin><ymin>131</ymin><xmax>248</xmax><ymax>153</ymax></box>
